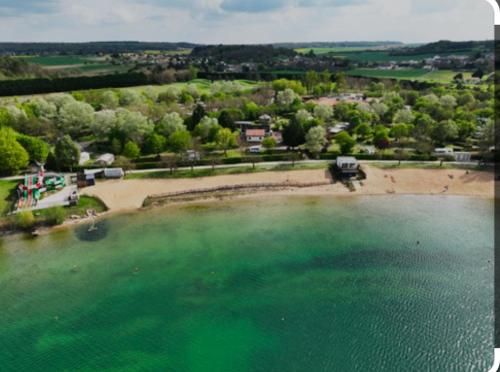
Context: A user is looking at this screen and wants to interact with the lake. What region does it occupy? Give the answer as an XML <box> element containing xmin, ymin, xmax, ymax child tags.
<box><xmin>0</xmin><ymin>195</ymin><xmax>494</xmax><ymax>371</ymax></box>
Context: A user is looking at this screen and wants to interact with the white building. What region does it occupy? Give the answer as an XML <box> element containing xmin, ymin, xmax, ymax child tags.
<box><xmin>96</xmin><ymin>153</ymin><xmax>115</xmax><ymax>166</ymax></box>
<box><xmin>79</xmin><ymin>152</ymin><xmax>90</xmax><ymax>166</ymax></box>
<box><xmin>454</xmin><ymin>152</ymin><xmax>472</xmax><ymax>162</ymax></box>
<box><xmin>336</xmin><ymin>157</ymin><xmax>359</xmax><ymax>175</ymax></box>
<box><xmin>246</xmin><ymin>129</ymin><xmax>266</xmax><ymax>143</ymax></box>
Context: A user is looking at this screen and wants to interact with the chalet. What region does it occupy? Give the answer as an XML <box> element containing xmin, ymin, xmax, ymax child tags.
<box><xmin>79</xmin><ymin>152</ymin><xmax>90</xmax><ymax>166</ymax></box>
<box><xmin>96</xmin><ymin>153</ymin><xmax>115</xmax><ymax>166</ymax></box>
<box><xmin>336</xmin><ymin>157</ymin><xmax>359</xmax><ymax>176</ymax></box>
<box><xmin>104</xmin><ymin>168</ymin><xmax>124</xmax><ymax>179</ymax></box>
<box><xmin>454</xmin><ymin>152</ymin><xmax>472</xmax><ymax>162</ymax></box>
<box><xmin>328</xmin><ymin>123</ymin><xmax>349</xmax><ymax>137</ymax></box>
<box><xmin>259</xmin><ymin>114</ymin><xmax>272</xmax><ymax>125</ymax></box>
<box><xmin>246</xmin><ymin>129</ymin><xmax>266</xmax><ymax>143</ymax></box>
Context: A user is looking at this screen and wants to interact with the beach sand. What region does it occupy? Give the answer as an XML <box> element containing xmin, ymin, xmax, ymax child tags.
<box><xmin>81</xmin><ymin>165</ymin><xmax>494</xmax><ymax>212</ymax></box>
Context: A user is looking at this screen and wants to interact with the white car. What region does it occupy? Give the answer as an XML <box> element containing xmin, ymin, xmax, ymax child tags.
<box><xmin>248</xmin><ymin>146</ymin><xmax>261</xmax><ymax>154</ymax></box>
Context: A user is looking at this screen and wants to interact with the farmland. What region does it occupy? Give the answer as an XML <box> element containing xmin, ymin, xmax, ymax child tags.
<box><xmin>19</xmin><ymin>55</ymin><xmax>132</xmax><ymax>76</ymax></box>
<box><xmin>345</xmin><ymin>68</ymin><xmax>474</xmax><ymax>83</ymax></box>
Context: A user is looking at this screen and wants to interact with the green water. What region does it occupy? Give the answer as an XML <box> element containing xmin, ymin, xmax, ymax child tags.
<box><xmin>0</xmin><ymin>196</ymin><xmax>494</xmax><ymax>371</ymax></box>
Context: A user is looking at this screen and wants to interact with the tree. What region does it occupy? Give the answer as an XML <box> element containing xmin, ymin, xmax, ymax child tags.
<box><xmin>334</xmin><ymin>131</ymin><xmax>355</xmax><ymax>155</ymax></box>
<box><xmin>262</xmin><ymin>136</ymin><xmax>277</xmax><ymax>151</ymax></box>
<box><xmin>100</xmin><ymin>91</ymin><xmax>119</xmax><ymax>109</ymax></box>
<box><xmin>282</xmin><ymin>118</ymin><xmax>305</xmax><ymax>148</ymax></box>
<box><xmin>305</xmin><ymin>126</ymin><xmax>326</xmax><ymax>156</ymax></box>
<box><xmin>472</xmin><ymin>68</ymin><xmax>484</xmax><ymax>79</ymax></box>
<box><xmin>16</xmin><ymin>134</ymin><xmax>50</xmax><ymax>163</ymax></box>
<box><xmin>0</xmin><ymin>127</ymin><xmax>29</xmax><ymax>175</ymax></box>
<box><xmin>168</xmin><ymin>130</ymin><xmax>192</xmax><ymax>153</ymax></box>
<box><xmin>272</xmin><ymin>79</ymin><xmax>306</xmax><ymax>95</ymax></box>
<box><xmin>431</xmin><ymin>120</ymin><xmax>458</xmax><ymax>145</ymax></box>
<box><xmin>158</xmin><ymin>86</ymin><xmax>181</xmax><ymax>103</ymax></box>
<box><xmin>304</xmin><ymin>70</ymin><xmax>320</xmax><ymax>93</ymax></box>
<box><xmin>54</xmin><ymin>135</ymin><xmax>80</xmax><ymax>171</ymax></box>
<box><xmin>156</xmin><ymin>112</ymin><xmax>185</xmax><ymax>137</ymax></box>
<box><xmin>91</xmin><ymin>110</ymin><xmax>117</xmax><ymax>138</ymax></box>
<box><xmin>393</xmin><ymin>109</ymin><xmax>414</xmax><ymax>124</ymax></box>
<box><xmin>313</xmin><ymin>104</ymin><xmax>333</xmax><ymax>121</ymax></box>
<box><xmin>29</xmin><ymin>98</ymin><xmax>57</xmax><ymax>120</ymax></box>
<box><xmin>243</xmin><ymin>102</ymin><xmax>261</xmax><ymax>120</ymax></box>
<box><xmin>276</xmin><ymin>88</ymin><xmax>298</xmax><ymax>107</ymax></box>
<box><xmin>186</xmin><ymin>104</ymin><xmax>206</xmax><ymax>131</ymax></box>
<box><xmin>439</xmin><ymin>95</ymin><xmax>457</xmax><ymax>110</ymax></box>
<box><xmin>295</xmin><ymin>109</ymin><xmax>313</xmax><ymax>125</ymax></box>
<box><xmin>390</xmin><ymin>124</ymin><xmax>410</xmax><ymax>142</ymax></box>
<box><xmin>122</xmin><ymin>141</ymin><xmax>141</xmax><ymax>159</ymax></box>
<box><xmin>373</xmin><ymin>127</ymin><xmax>390</xmax><ymax>149</ymax></box>
<box><xmin>143</xmin><ymin>133</ymin><xmax>166</xmax><ymax>155</ymax></box>
<box><xmin>111</xmin><ymin>138</ymin><xmax>122</xmax><ymax>155</ymax></box>
<box><xmin>119</xmin><ymin>89</ymin><xmax>143</xmax><ymax>106</ymax></box>
<box><xmin>215</xmin><ymin>128</ymin><xmax>237</xmax><ymax>156</ymax></box>
<box><xmin>115</xmin><ymin>109</ymin><xmax>153</xmax><ymax>144</ymax></box>
<box><xmin>354</xmin><ymin>123</ymin><xmax>372</xmax><ymax>140</ymax></box>
<box><xmin>194</xmin><ymin>116</ymin><xmax>221</xmax><ymax>143</ymax></box>
<box><xmin>58</xmin><ymin>100</ymin><xmax>95</xmax><ymax>136</ymax></box>
<box><xmin>218</xmin><ymin>108</ymin><xmax>243</xmax><ymax>131</ymax></box>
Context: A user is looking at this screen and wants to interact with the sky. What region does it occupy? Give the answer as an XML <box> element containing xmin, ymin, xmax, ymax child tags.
<box><xmin>0</xmin><ymin>0</ymin><xmax>494</xmax><ymax>44</ymax></box>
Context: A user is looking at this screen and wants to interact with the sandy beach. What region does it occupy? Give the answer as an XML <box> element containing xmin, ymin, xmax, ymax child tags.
<box><xmin>80</xmin><ymin>165</ymin><xmax>494</xmax><ymax>212</ymax></box>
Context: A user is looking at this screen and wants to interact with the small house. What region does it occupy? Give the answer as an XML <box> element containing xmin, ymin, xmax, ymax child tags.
<box><xmin>96</xmin><ymin>153</ymin><xmax>115</xmax><ymax>166</ymax></box>
<box><xmin>79</xmin><ymin>152</ymin><xmax>90</xmax><ymax>166</ymax></box>
<box><xmin>246</xmin><ymin>129</ymin><xmax>266</xmax><ymax>143</ymax></box>
<box><xmin>336</xmin><ymin>156</ymin><xmax>359</xmax><ymax>176</ymax></box>
<box><xmin>185</xmin><ymin>150</ymin><xmax>200</xmax><ymax>161</ymax></box>
<box><xmin>104</xmin><ymin>168</ymin><xmax>124</xmax><ymax>179</ymax></box>
<box><xmin>259</xmin><ymin>114</ymin><xmax>272</xmax><ymax>125</ymax></box>
<box><xmin>454</xmin><ymin>152</ymin><xmax>472</xmax><ymax>162</ymax></box>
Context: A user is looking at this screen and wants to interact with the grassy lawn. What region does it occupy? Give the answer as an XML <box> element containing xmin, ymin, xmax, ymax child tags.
<box><xmin>126</xmin><ymin>162</ymin><xmax>328</xmax><ymax>179</ymax></box>
<box><xmin>370</xmin><ymin>162</ymin><xmax>488</xmax><ymax>171</ymax></box>
<box><xmin>0</xmin><ymin>180</ymin><xmax>17</xmax><ymax>216</ymax></box>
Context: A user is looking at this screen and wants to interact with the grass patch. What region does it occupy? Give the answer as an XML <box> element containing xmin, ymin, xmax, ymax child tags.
<box><xmin>370</xmin><ymin>162</ymin><xmax>489</xmax><ymax>171</ymax></box>
<box><xmin>126</xmin><ymin>162</ymin><xmax>328</xmax><ymax>179</ymax></box>
<box><xmin>346</xmin><ymin>68</ymin><xmax>470</xmax><ymax>83</ymax></box>
<box><xmin>35</xmin><ymin>196</ymin><xmax>108</xmax><ymax>224</ymax></box>
<box><xmin>0</xmin><ymin>180</ymin><xmax>17</xmax><ymax>216</ymax></box>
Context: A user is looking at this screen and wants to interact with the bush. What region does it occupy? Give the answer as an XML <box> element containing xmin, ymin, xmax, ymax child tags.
<box><xmin>44</xmin><ymin>207</ymin><xmax>66</xmax><ymax>226</ymax></box>
<box><xmin>221</xmin><ymin>157</ymin><xmax>242</xmax><ymax>164</ymax></box>
<box><xmin>15</xmin><ymin>210</ymin><xmax>35</xmax><ymax>231</ymax></box>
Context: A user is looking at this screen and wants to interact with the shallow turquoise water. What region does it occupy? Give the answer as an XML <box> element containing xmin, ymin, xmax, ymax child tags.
<box><xmin>0</xmin><ymin>195</ymin><xmax>494</xmax><ymax>371</ymax></box>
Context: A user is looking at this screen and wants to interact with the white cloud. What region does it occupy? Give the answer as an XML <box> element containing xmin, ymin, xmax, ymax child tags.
<box><xmin>0</xmin><ymin>0</ymin><xmax>493</xmax><ymax>42</ymax></box>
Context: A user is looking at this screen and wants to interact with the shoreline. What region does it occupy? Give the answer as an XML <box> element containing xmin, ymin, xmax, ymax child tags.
<box><xmin>82</xmin><ymin>165</ymin><xmax>494</xmax><ymax>211</ymax></box>
<box><xmin>13</xmin><ymin>165</ymin><xmax>493</xmax><ymax>236</ymax></box>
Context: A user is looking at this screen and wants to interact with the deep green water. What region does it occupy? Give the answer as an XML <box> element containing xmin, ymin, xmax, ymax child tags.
<box><xmin>0</xmin><ymin>196</ymin><xmax>494</xmax><ymax>372</ymax></box>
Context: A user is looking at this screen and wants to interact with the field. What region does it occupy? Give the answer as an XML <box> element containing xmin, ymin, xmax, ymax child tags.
<box><xmin>295</xmin><ymin>47</ymin><xmax>372</xmax><ymax>55</ymax></box>
<box><xmin>126</xmin><ymin>78</ymin><xmax>262</xmax><ymax>95</ymax></box>
<box><xmin>299</xmin><ymin>49</ymin><xmax>470</xmax><ymax>62</ymax></box>
<box><xmin>20</xmin><ymin>55</ymin><xmax>131</xmax><ymax>76</ymax></box>
<box><xmin>346</xmin><ymin>68</ymin><xmax>473</xmax><ymax>83</ymax></box>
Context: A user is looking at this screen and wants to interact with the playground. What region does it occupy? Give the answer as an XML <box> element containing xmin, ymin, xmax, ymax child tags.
<box><xmin>16</xmin><ymin>168</ymin><xmax>77</xmax><ymax>211</ymax></box>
